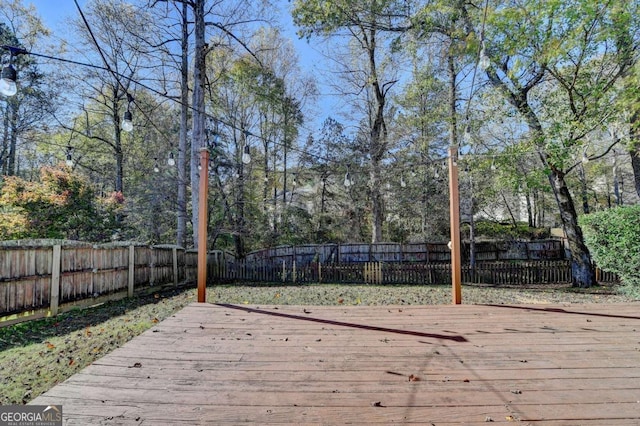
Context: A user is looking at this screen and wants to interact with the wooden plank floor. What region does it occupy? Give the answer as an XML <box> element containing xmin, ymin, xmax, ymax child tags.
<box><xmin>31</xmin><ymin>302</ymin><xmax>640</xmax><ymax>425</ymax></box>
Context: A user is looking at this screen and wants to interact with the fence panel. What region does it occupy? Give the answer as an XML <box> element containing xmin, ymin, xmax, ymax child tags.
<box><xmin>1</xmin><ymin>243</ymin><xmax>196</xmax><ymax>320</ymax></box>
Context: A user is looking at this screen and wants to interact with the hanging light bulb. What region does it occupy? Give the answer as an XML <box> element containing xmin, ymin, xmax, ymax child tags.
<box><xmin>167</xmin><ymin>151</ymin><xmax>176</xmax><ymax>166</ymax></box>
<box><xmin>0</xmin><ymin>63</ymin><xmax>17</xmax><ymax>97</ymax></box>
<box><xmin>434</xmin><ymin>167</ymin><xmax>440</xmax><ymax>179</ymax></box>
<box><xmin>153</xmin><ymin>158</ymin><xmax>160</xmax><ymax>173</ymax></box>
<box><xmin>463</xmin><ymin>124</ymin><xmax>472</xmax><ymax>145</ymax></box>
<box><xmin>121</xmin><ymin>93</ymin><xmax>134</xmax><ymax>132</ymax></box>
<box><xmin>400</xmin><ymin>175</ymin><xmax>406</xmax><ymax>188</ymax></box>
<box><xmin>121</xmin><ymin>110</ymin><xmax>133</xmax><ymax>132</ymax></box>
<box><xmin>490</xmin><ymin>160</ymin><xmax>497</xmax><ymax>171</ymax></box>
<box><xmin>292</xmin><ymin>174</ymin><xmax>298</xmax><ymax>187</ymax></box>
<box><xmin>581</xmin><ymin>150</ymin><xmax>590</xmax><ymax>164</ymax></box>
<box><xmin>343</xmin><ymin>171</ymin><xmax>352</xmax><ymax>187</ymax></box>
<box><xmin>65</xmin><ymin>146</ymin><xmax>73</xmax><ymax>167</ymax></box>
<box><xmin>242</xmin><ymin>144</ymin><xmax>251</xmax><ymax>164</ymax></box>
<box><xmin>479</xmin><ymin>41</ymin><xmax>490</xmax><ymax>71</ymax></box>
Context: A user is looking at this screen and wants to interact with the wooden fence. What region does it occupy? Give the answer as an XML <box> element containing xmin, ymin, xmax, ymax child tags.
<box><xmin>243</xmin><ymin>240</ymin><xmax>566</xmax><ymax>265</ymax></box>
<box><xmin>1</xmin><ymin>240</ymin><xmax>619</xmax><ymax>324</ymax></box>
<box><xmin>0</xmin><ymin>243</ymin><xmax>201</xmax><ymax>324</ymax></box>
<box><xmin>213</xmin><ymin>259</ymin><xmax>618</xmax><ymax>286</ymax></box>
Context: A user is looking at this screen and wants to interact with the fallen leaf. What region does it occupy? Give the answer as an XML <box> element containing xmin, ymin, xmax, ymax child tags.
<box><xmin>46</xmin><ymin>342</ymin><xmax>55</xmax><ymax>350</ymax></box>
<box><xmin>68</xmin><ymin>359</ymin><xmax>75</xmax><ymax>366</ymax></box>
<box><xmin>152</xmin><ymin>318</ymin><xmax>159</xmax><ymax>323</ymax></box>
<box><xmin>371</xmin><ymin>401</ymin><xmax>383</xmax><ymax>407</ymax></box>
<box><xmin>129</xmin><ymin>362</ymin><xmax>142</xmax><ymax>368</ymax></box>
<box><xmin>338</xmin><ymin>298</ymin><xmax>344</xmax><ymax>304</ymax></box>
<box><xmin>408</xmin><ymin>374</ymin><xmax>420</xmax><ymax>382</ymax></box>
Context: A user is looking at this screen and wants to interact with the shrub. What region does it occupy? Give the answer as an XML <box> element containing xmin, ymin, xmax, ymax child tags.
<box><xmin>579</xmin><ymin>205</ymin><xmax>640</xmax><ymax>296</ymax></box>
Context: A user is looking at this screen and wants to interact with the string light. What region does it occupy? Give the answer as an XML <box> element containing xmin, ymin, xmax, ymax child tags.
<box><xmin>343</xmin><ymin>170</ymin><xmax>352</xmax><ymax>187</ymax></box>
<box><xmin>0</xmin><ymin>63</ymin><xmax>17</xmax><ymax>96</ymax></box>
<box><xmin>478</xmin><ymin>41</ymin><xmax>490</xmax><ymax>71</ymax></box>
<box><xmin>167</xmin><ymin>151</ymin><xmax>176</xmax><ymax>166</ymax></box>
<box><xmin>153</xmin><ymin>158</ymin><xmax>160</xmax><ymax>173</ymax></box>
<box><xmin>0</xmin><ymin>45</ymin><xmax>24</xmax><ymax>97</ymax></box>
<box><xmin>65</xmin><ymin>146</ymin><xmax>74</xmax><ymax>167</ymax></box>
<box><xmin>242</xmin><ymin>144</ymin><xmax>251</xmax><ymax>164</ymax></box>
<box><xmin>121</xmin><ymin>93</ymin><xmax>134</xmax><ymax>132</ymax></box>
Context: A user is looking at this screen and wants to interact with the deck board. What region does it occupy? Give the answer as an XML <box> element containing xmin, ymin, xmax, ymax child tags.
<box><xmin>30</xmin><ymin>302</ymin><xmax>640</xmax><ymax>424</ymax></box>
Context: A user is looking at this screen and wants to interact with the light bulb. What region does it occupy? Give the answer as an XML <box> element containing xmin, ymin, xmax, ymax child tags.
<box><xmin>0</xmin><ymin>64</ymin><xmax>17</xmax><ymax>97</ymax></box>
<box><xmin>479</xmin><ymin>41</ymin><xmax>490</xmax><ymax>71</ymax></box>
<box><xmin>242</xmin><ymin>145</ymin><xmax>251</xmax><ymax>164</ymax></box>
<box><xmin>153</xmin><ymin>159</ymin><xmax>160</xmax><ymax>173</ymax></box>
<box><xmin>121</xmin><ymin>110</ymin><xmax>133</xmax><ymax>132</ymax></box>
<box><xmin>167</xmin><ymin>152</ymin><xmax>176</xmax><ymax>166</ymax></box>
<box><xmin>344</xmin><ymin>172</ymin><xmax>352</xmax><ymax>187</ymax></box>
<box><xmin>400</xmin><ymin>176</ymin><xmax>406</xmax><ymax>188</ymax></box>
<box><xmin>463</xmin><ymin>125</ymin><xmax>472</xmax><ymax>145</ymax></box>
<box><xmin>581</xmin><ymin>152</ymin><xmax>590</xmax><ymax>164</ymax></box>
<box><xmin>479</xmin><ymin>52</ymin><xmax>490</xmax><ymax>71</ymax></box>
<box><xmin>65</xmin><ymin>155</ymin><xmax>73</xmax><ymax>167</ymax></box>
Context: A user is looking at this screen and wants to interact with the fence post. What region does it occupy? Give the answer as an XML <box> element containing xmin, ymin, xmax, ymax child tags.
<box><xmin>282</xmin><ymin>259</ymin><xmax>286</xmax><ymax>282</ymax></box>
<box><xmin>293</xmin><ymin>260</ymin><xmax>297</xmax><ymax>283</ymax></box>
<box><xmin>128</xmin><ymin>245</ymin><xmax>135</xmax><ymax>297</ymax></box>
<box><xmin>318</xmin><ymin>260</ymin><xmax>322</xmax><ymax>283</ymax></box>
<box><xmin>173</xmin><ymin>247</ymin><xmax>178</xmax><ymax>286</ymax></box>
<box><xmin>50</xmin><ymin>245</ymin><xmax>62</xmax><ymax>317</ymax></box>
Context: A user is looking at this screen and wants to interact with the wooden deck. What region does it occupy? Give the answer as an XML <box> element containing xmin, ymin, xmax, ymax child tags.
<box><xmin>31</xmin><ymin>302</ymin><xmax>640</xmax><ymax>425</ymax></box>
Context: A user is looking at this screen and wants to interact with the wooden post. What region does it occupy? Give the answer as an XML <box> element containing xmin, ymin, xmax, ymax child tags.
<box><xmin>128</xmin><ymin>245</ymin><xmax>135</xmax><ymax>298</ymax></box>
<box><xmin>448</xmin><ymin>145</ymin><xmax>462</xmax><ymax>304</ymax></box>
<box><xmin>198</xmin><ymin>148</ymin><xmax>209</xmax><ymax>303</ymax></box>
<box><xmin>173</xmin><ymin>247</ymin><xmax>179</xmax><ymax>286</ymax></box>
<box><xmin>50</xmin><ymin>245</ymin><xmax>61</xmax><ymax>316</ymax></box>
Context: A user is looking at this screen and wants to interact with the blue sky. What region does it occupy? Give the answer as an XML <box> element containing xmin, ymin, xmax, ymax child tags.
<box><xmin>25</xmin><ymin>0</ymin><xmax>336</xmax><ymax>134</ymax></box>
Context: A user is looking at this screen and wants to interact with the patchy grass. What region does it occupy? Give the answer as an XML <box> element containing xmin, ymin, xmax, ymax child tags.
<box><xmin>0</xmin><ymin>281</ymin><xmax>634</xmax><ymax>405</ymax></box>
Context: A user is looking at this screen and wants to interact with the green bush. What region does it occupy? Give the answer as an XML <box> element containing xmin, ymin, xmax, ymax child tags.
<box><xmin>579</xmin><ymin>205</ymin><xmax>640</xmax><ymax>296</ymax></box>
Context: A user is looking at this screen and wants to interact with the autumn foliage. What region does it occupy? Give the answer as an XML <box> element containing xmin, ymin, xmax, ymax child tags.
<box><xmin>0</xmin><ymin>166</ymin><xmax>124</xmax><ymax>241</ymax></box>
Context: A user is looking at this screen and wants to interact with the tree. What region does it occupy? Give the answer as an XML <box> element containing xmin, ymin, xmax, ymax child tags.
<box><xmin>470</xmin><ymin>0</ymin><xmax>638</xmax><ymax>287</ymax></box>
<box><xmin>292</xmin><ymin>0</ymin><xmax>408</xmax><ymax>243</ymax></box>
<box><xmin>65</xmin><ymin>0</ymin><xmax>150</xmax><ymax>197</ymax></box>
<box><xmin>1</xmin><ymin>0</ymin><xmax>54</xmax><ymax>177</ymax></box>
<box><xmin>0</xmin><ymin>165</ymin><xmax>123</xmax><ymax>241</ymax></box>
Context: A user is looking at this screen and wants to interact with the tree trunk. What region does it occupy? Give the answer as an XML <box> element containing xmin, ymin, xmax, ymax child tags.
<box><xmin>7</xmin><ymin>103</ymin><xmax>18</xmax><ymax>176</ymax></box>
<box><xmin>630</xmin><ymin>147</ymin><xmax>640</xmax><ymax>199</ymax></box>
<box><xmin>370</xmin><ymin>159</ymin><xmax>384</xmax><ymax>243</ymax></box>
<box><xmin>1</xmin><ymin>100</ymin><xmax>8</xmax><ymax>174</ymax></box>
<box><xmin>190</xmin><ymin>0</ymin><xmax>206</xmax><ymax>248</ymax></box>
<box><xmin>235</xmin><ymin>129</ymin><xmax>248</xmax><ymax>258</ymax></box>
<box><xmin>112</xmin><ymin>90</ymin><xmax>124</xmax><ymax>194</ymax></box>
<box><xmin>548</xmin><ymin>169</ymin><xmax>595</xmax><ymax>288</ymax></box>
<box><xmin>176</xmin><ymin>0</ymin><xmax>189</xmax><ymax>248</ymax></box>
